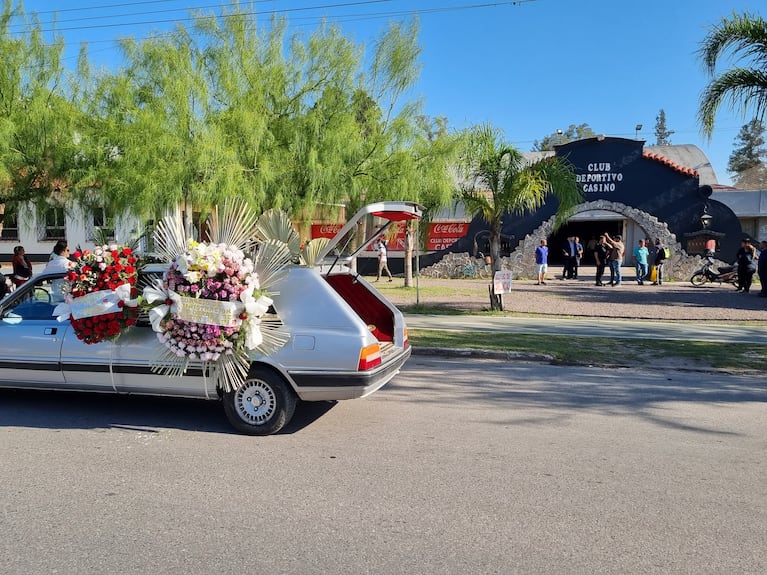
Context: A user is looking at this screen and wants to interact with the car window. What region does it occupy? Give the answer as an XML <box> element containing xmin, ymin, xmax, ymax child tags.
<box><xmin>2</xmin><ymin>277</ymin><xmax>60</xmax><ymax>321</ymax></box>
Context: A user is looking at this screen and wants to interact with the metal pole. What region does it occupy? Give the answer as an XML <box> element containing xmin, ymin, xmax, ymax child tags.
<box><xmin>415</xmin><ymin>219</ymin><xmax>420</xmax><ymax>305</ymax></box>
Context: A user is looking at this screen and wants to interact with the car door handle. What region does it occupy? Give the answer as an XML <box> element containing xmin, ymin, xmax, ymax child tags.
<box><xmin>44</xmin><ymin>327</ymin><xmax>57</xmax><ymax>335</ymax></box>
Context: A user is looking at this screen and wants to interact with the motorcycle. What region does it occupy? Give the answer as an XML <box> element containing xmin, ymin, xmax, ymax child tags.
<box><xmin>689</xmin><ymin>256</ymin><xmax>740</xmax><ymax>288</ymax></box>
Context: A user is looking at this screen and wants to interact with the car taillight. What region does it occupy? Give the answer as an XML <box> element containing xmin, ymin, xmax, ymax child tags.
<box><xmin>358</xmin><ymin>343</ymin><xmax>382</xmax><ymax>371</ymax></box>
<box><xmin>403</xmin><ymin>327</ymin><xmax>409</xmax><ymax>348</ymax></box>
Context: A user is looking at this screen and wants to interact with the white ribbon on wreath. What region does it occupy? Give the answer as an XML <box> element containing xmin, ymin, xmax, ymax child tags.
<box><xmin>53</xmin><ymin>283</ymin><xmax>139</xmax><ymax>323</ymax></box>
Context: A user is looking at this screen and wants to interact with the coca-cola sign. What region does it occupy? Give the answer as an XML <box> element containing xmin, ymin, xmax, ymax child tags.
<box><xmin>430</xmin><ymin>222</ymin><xmax>467</xmax><ymax>236</ymax></box>
<box><xmin>311</xmin><ymin>223</ymin><xmax>344</xmax><ymax>239</ymax></box>
<box><xmin>426</xmin><ymin>221</ymin><xmax>467</xmax><ymax>251</ymax></box>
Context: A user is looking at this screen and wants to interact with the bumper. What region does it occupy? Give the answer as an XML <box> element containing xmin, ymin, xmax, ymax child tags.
<box><xmin>288</xmin><ymin>346</ymin><xmax>411</xmax><ymax>401</ymax></box>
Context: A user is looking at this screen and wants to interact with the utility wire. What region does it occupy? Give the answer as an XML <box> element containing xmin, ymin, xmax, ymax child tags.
<box><xmin>15</xmin><ymin>0</ymin><xmax>536</xmax><ymax>34</ymax></box>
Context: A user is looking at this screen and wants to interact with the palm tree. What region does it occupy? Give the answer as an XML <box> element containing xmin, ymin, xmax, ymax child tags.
<box><xmin>698</xmin><ymin>12</ymin><xmax>767</xmax><ymax>139</ymax></box>
<box><xmin>457</xmin><ymin>124</ymin><xmax>581</xmax><ymax>305</ymax></box>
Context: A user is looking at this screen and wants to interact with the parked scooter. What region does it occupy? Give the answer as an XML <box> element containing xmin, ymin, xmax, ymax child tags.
<box><xmin>689</xmin><ymin>255</ymin><xmax>740</xmax><ymax>288</ymax></box>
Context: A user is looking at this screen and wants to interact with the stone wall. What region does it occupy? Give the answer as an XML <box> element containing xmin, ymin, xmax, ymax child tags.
<box><xmin>421</xmin><ymin>201</ymin><xmax>712</xmax><ymax>283</ymax></box>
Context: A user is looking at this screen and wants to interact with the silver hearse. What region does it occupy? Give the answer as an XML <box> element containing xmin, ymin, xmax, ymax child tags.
<box><xmin>0</xmin><ymin>202</ymin><xmax>420</xmax><ymax>435</ymax></box>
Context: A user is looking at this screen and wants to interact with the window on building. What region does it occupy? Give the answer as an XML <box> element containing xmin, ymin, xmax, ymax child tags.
<box><xmin>0</xmin><ymin>204</ymin><xmax>19</xmax><ymax>240</ymax></box>
<box><xmin>90</xmin><ymin>207</ymin><xmax>115</xmax><ymax>242</ymax></box>
<box><xmin>43</xmin><ymin>207</ymin><xmax>66</xmax><ymax>240</ymax></box>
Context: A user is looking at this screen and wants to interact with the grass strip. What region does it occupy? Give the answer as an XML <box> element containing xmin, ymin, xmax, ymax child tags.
<box><xmin>407</xmin><ymin>329</ymin><xmax>767</xmax><ymax>371</ymax></box>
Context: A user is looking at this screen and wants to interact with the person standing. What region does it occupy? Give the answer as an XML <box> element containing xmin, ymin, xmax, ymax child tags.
<box><xmin>735</xmin><ymin>238</ymin><xmax>757</xmax><ymax>293</ymax></box>
<box><xmin>11</xmin><ymin>245</ymin><xmax>33</xmax><ymax>288</ymax></box>
<box><xmin>593</xmin><ymin>235</ymin><xmax>609</xmax><ymax>286</ymax></box>
<box><xmin>561</xmin><ymin>236</ymin><xmax>574</xmax><ymax>279</ymax></box>
<box><xmin>758</xmin><ymin>240</ymin><xmax>767</xmax><ymax>297</ymax></box>
<box><xmin>604</xmin><ymin>232</ymin><xmax>625</xmax><ymax>286</ymax></box>
<box><xmin>535</xmin><ymin>239</ymin><xmax>549</xmax><ymax>285</ymax></box>
<box><xmin>42</xmin><ymin>239</ymin><xmax>73</xmax><ymax>302</ymax></box>
<box><xmin>652</xmin><ymin>238</ymin><xmax>667</xmax><ymax>285</ymax></box>
<box><xmin>633</xmin><ymin>239</ymin><xmax>649</xmax><ymax>285</ymax></box>
<box><xmin>375</xmin><ymin>237</ymin><xmax>393</xmax><ymax>282</ymax></box>
<box><xmin>572</xmin><ymin>236</ymin><xmax>583</xmax><ymax>279</ymax></box>
<box><xmin>43</xmin><ymin>240</ymin><xmax>72</xmax><ymax>273</ymax></box>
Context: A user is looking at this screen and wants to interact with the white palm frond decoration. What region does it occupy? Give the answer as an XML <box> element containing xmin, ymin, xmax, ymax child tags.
<box><xmin>207</xmin><ymin>353</ymin><xmax>251</xmax><ymax>393</ymax></box>
<box><xmin>254</xmin><ymin>239</ymin><xmax>293</xmax><ymax>288</ymax></box>
<box><xmin>206</xmin><ymin>199</ymin><xmax>259</xmax><ymax>251</ymax></box>
<box><xmin>153</xmin><ymin>214</ymin><xmax>188</xmax><ymax>262</ymax></box>
<box><xmin>254</xmin><ymin>209</ymin><xmax>301</xmax><ymax>256</ymax></box>
<box><xmin>150</xmin><ymin>349</ymin><xmax>191</xmax><ymax>379</ymax></box>
<box><xmin>253</xmin><ymin>314</ymin><xmax>290</xmax><ymax>356</ymax></box>
<box><xmin>300</xmin><ymin>237</ymin><xmax>331</xmax><ymax>266</ymax></box>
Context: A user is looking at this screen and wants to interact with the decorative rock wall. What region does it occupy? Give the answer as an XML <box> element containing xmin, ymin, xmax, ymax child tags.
<box><xmin>421</xmin><ymin>201</ymin><xmax>712</xmax><ymax>283</ymax></box>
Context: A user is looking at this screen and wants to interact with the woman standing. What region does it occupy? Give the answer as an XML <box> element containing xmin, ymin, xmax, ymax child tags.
<box><xmin>11</xmin><ymin>245</ymin><xmax>33</xmax><ymax>288</ymax></box>
<box><xmin>735</xmin><ymin>238</ymin><xmax>757</xmax><ymax>293</ymax></box>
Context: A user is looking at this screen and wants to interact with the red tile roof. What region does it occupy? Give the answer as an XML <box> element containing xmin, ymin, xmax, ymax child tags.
<box><xmin>643</xmin><ymin>151</ymin><xmax>698</xmax><ymax>178</ymax></box>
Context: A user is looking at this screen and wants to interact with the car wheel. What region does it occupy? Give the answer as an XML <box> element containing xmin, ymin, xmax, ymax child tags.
<box><xmin>222</xmin><ymin>368</ymin><xmax>296</xmax><ymax>436</ymax></box>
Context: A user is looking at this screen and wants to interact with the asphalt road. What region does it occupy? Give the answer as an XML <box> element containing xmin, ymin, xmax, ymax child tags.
<box><xmin>1</xmin><ymin>358</ymin><xmax>765</xmax><ymax>575</ymax></box>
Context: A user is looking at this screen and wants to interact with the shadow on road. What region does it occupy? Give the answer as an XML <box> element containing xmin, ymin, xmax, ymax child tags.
<box><xmin>392</xmin><ymin>357</ymin><xmax>767</xmax><ymax>435</ymax></box>
<box><xmin>0</xmin><ymin>389</ymin><xmax>337</xmax><ymax>435</ymax></box>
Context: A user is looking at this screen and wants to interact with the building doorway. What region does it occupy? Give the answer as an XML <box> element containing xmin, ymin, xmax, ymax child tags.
<box><xmin>548</xmin><ymin>219</ymin><xmax>624</xmax><ymax>266</ymax></box>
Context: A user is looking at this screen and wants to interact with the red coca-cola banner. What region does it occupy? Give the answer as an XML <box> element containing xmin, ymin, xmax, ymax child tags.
<box><xmin>310</xmin><ymin>223</ymin><xmax>344</xmax><ymax>239</ymax></box>
<box><xmin>427</xmin><ymin>222</ymin><xmax>467</xmax><ymax>251</ymax></box>
<box><xmin>311</xmin><ymin>220</ymin><xmax>468</xmax><ymax>252</ymax></box>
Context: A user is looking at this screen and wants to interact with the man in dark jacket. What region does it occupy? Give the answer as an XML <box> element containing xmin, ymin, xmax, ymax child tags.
<box><xmin>758</xmin><ymin>240</ymin><xmax>767</xmax><ymax>297</ymax></box>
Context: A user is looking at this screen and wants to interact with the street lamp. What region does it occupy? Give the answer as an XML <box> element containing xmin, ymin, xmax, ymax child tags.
<box><xmin>556</xmin><ymin>128</ymin><xmax>563</xmax><ymax>146</ymax></box>
<box><xmin>635</xmin><ymin>124</ymin><xmax>643</xmax><ymax>139</ymax></box>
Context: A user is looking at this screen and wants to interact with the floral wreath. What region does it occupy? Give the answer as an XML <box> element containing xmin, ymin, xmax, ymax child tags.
<box><xmin>53</xmin><ymin>245</ymin><xmax>140</xmax><ymax>344</ymax></box>
<box><xmin>143</xmin><ymin>201</ymin><xmax>293</xmax><ymax>392</ymax></box>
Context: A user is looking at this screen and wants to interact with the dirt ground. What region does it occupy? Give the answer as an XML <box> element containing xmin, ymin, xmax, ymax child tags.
<box><xmin>375</xmin><ymin>267</ymin><xmax>767</xmax><ymax>323</ymax></box>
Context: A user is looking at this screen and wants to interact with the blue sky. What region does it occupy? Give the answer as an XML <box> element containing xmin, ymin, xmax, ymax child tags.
<box><xmin>16</xmin><ymin>0</ymin><xmax>767</xmax><ymax>185</ymax></box>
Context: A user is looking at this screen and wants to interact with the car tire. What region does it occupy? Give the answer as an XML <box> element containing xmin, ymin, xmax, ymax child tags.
<box><xmin>222</xmin><ymin>368</ymin><xmax>296</xmax><ymax>436</ymax></box>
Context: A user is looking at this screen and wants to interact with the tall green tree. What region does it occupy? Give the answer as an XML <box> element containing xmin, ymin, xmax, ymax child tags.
<box><xmin>532</xmin><ymin>123</ymin><xmax>596</xmax><ymax>151</ymax></box>
<box><xmin>72</xmin><ymin>26</ymin><xmax>219</xmax><ymax>233</ymax></box>
<box><xmin>653</xmin><ymin>109</ymin><xmax>674</xmax><ymax>145</ymax></box>
<box><xmin>697</xmin><ymin>12</ymin><xmax>767</xmax><ymax>138</ymax></box>
<box><xmin>0</xmin><ymin>1</ymin><xmax>81</xmax><ymax>226</ymax></box>
<box><xmin>2</xmin><ymin>4</ymin><xmax>456</xmax><ymax>254</ymax></box>
<box><xmin>457</xmin><ymin>124</ymin><xmax>582</xmax><ymax>306</ymax></box>
<box><xmin>728</xmin><ymin>118</ymin><xmax>767</xmax><ymax>188</ymax></box>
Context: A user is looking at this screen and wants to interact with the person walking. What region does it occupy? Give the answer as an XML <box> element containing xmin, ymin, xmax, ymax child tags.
<box><xmin>633</xmin><ymin>239</ymin><xmax>649</xmax><ymax>285</ymax></box>
<box><xmin>593</xmin><ymin>235</ymin><xmax>609</xmax><ymax>286</ymax></box>
<box><xmin>604</xmin><ymin>232</ymin><xmax>625</xmax><ymax>286</ymax></box>
<box><xmin>758</xmin><ymin>240</ymin><xmax>767</xmax><ymax>297</ymax></box>
<box><xmin>375</xmin><ymin>237</ymin><xmax>393</xmax><ymax>282</ymax></box>
<box><xmin>652</xmin><ymin>238</ymin><xmax>667</xmax><ymax>285</ymax></box>
<box><xmin>735</xmin><ymin>238</ymin><xmax>757</xmax><ymax>293</ymax></box>
<box><xmin>535</xmin><ymin>239</ymin><xmax>549</xmax><ymax>285</ymax></box>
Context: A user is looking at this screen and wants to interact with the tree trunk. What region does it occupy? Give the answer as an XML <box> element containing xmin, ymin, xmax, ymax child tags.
<box><xmin>488</xmin><ymin>219</ymin><xmax>503</xmax><ymax>310</ymax></box>
<box><xmin>404</xmin><ymin>225</ymin><xmax>413</xmax><ymax>287</ymax></box>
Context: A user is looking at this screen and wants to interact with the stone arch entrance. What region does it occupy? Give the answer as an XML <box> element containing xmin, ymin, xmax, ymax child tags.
<box><xmin>508</xmin><ymin>200</ymin><xmax>695</xmax><ymax>280</ymax></box>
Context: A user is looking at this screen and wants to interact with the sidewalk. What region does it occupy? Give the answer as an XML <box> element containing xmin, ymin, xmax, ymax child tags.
<box><xmin>405</xmin><ymin>314</ymin><xmax>767</xmax><ymax>345</ymax></box>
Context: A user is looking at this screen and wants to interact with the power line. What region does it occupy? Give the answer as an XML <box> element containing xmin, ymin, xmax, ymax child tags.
<box><xmin>15</xmin><ymin>0</ymin><xmax>536</xmax><ymax>34</ymax></box>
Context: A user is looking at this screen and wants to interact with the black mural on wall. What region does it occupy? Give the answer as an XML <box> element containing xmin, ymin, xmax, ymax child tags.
<box><xmin>438</xmin><ymin>136</ymin><xmax>743</xmax><ymax>267</ymax></box>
